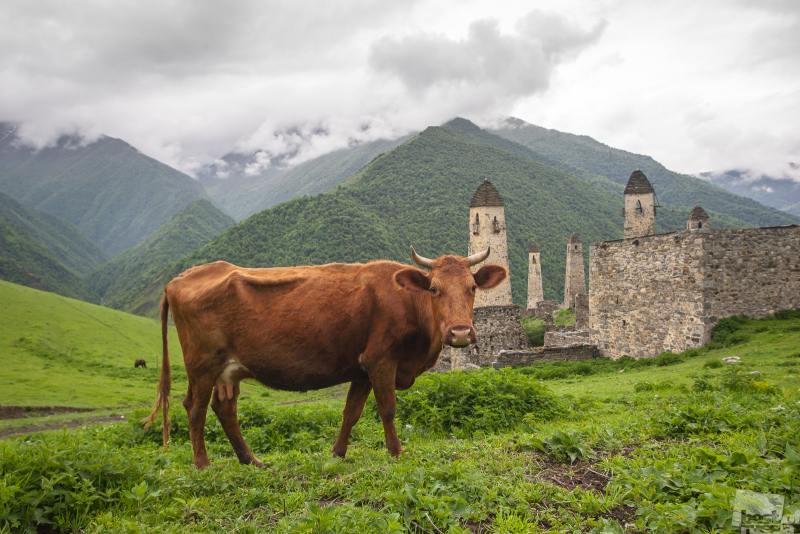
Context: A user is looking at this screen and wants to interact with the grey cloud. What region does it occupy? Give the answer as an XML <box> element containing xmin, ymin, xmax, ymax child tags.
<box><xmin>368</xmin><ymin>11</ymin><xmax>606</xmax><ymax>103</ymax></box>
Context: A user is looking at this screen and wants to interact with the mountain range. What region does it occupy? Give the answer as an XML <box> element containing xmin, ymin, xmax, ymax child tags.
<box><xmin>697</xmin><ymin>167</ymin><xmax>800</xmax><ymax>217</ymax></box>
<box><xmin>0</xmin><ymin>117</ymin><xmax>797</xmax><ymax>315</ymax></box>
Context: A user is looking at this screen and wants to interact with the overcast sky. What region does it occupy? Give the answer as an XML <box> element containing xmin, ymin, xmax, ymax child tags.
<box><xmin>2</xmin><ymin>0</ymin><xmax>798</xmax><ymax>179</ymax></box>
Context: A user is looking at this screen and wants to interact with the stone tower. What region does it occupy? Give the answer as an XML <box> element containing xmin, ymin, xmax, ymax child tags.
<box><xmin>469</xmin><ymin>179</ymin><xmax>513</xmax><ymax>307</ymax></box>
<box><xmin>564</xmin><ymin>233</ymin><xmax>586</xmax><ymax>309</ymax></box>
<box><xmin>686</xmin><ymin>205</ymin><xmax>711</xmax><ymax>232</ymax></box>
<box><xmin>623</xmin><ymin>170</ymin><xmax>656</xmax><ymax>238</ymax></box>
<box><xmin>526</xmin><ymin>241</ymin><xmax>544</xmax><ymax>310</ymax></box>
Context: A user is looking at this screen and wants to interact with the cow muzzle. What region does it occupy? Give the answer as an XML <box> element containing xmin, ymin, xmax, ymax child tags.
<box><xmin>444</xmin><ymin>325</ymin><xmax>477</xmax><ymax>347</ymax></box>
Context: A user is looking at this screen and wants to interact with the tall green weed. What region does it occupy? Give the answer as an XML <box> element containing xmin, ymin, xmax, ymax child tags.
<box><xmin>374</xmin><ymin>368</ymin><xmax>565</xmax><ymax>437</ymax></box>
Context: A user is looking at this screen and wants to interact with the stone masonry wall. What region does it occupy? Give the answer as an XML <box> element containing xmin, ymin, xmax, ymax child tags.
<box><xmin>590</xmin><ymin>225</ymin><xmax>800</xmax><ymax>360</ymax></box>
<box><xmin>470</xmin><ymin>205</ymin><xmax>513</xmax><ymax>307</ymax></box>
<box><xmin>544</xmin><ymin>329</ymin><xmax>590</xmax><ymax>346</ymax></box>
<box><xmin>491</xmin><ymin>344</ymin><xmax>599</xmax><ymax>368</ymax></box>
<box><xmin>590</xmin><ymin>231</ymin><xmax>709</xmax><ymax>359</ymax></box>
<box><xmin>437</xmin><ymin>305</ymin><xmax>531</xmax><ymax>370</ymax></box>
<box><xmin>704</xmin><ymin>226</ymin><xmax>800</xmax><ymax>320</ymax></box>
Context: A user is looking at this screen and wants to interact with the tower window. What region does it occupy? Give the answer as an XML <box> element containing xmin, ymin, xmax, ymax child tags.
<box><xmin>635</xmin><ymin>200</ymin><xmax>643</xmax><ymax>214</ymax></box>
<box><xmin>492</xmin><ymin>216</ymin><xmax>501</xmax><ymax>233</ymax></box>
<box><xmin>472</xmin><ymin>213</ymin><xmax>480</xmax><ymax>235</ymax></box>
<box><xmin>698</xmin><ymin>222</ymin><xmax>702</xmax><ymax>229</ymax></box>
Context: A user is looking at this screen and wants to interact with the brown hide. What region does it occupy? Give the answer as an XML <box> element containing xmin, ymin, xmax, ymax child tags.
<box><xmin>143</xmin><ymin>253</ymin><xmax>507</xmax><ymax>469</ymax></box>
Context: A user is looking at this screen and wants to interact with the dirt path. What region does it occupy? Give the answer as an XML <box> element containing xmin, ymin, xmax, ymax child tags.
<box><xmin>0</xmin><ymin>415</ymin><xmax>129</xmax><ymax>439</ymax></box>
<box><xmin>0</xmin><ymin>405</ymin><xmax>130</xmax><ymax>439</ymax></box>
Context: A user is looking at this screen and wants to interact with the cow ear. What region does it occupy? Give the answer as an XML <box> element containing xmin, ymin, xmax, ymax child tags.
<box><xmin>473</xmin><ymin>265</ymin><xmax>507</xmax><ymax>289</ymax></box>
<box><xmin>395</xmin><ymin>268</ymin><xmax>431</xmax><ymax>292</ymax></box>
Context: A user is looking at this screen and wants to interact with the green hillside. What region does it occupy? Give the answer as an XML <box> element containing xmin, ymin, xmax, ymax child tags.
<box><xmin>0</xmin><ymin>218</ymin><xmax>99</xmax><ymax>302</ymax></box>
<box><xmin>202</xmin><ymin>136</ymin><xmax>412</xmax><ymax>220</ymax></box>
<box><xmin>0</xmin><ymin>124</ymin><xmax>208</xmax><ymax>256</ymax></box>
<box><xmin>0</xmin><ymin>190</ymin><xmax>107</xmax><ymax>275</ymax></box>
<box><xmin>88</xmin><ymin>199</ymin><xmax>235</xmax><ymax>311</ymax></box>
<box><xmin>0</xmin><ymin>280</ymin><xmax>178</xmax><ymax>409</ymax></box>
<box><xmin>133</xmin><ymin>125</ymin><xmax>634</xmax><ymax>315</ymax></box>
<box><xmin>491</xmin><ymin>117</ymin><xmax>800</xmax><ymax>227</ymax></box>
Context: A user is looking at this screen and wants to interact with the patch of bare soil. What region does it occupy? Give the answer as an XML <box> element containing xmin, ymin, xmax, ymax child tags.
<box><xmin>531</xmin><ymin>459</ymin><xmax>611</xmax><ymax>492</ymax></box>
<box><xmin>600</xmin><ymin>505</ymin><xmax>639</xmax><ymax>529</ymax></box>
<box><xmin>0</xmin><ymin>405</ymin><xmax>96</xmax><ymax>420</ymax></box>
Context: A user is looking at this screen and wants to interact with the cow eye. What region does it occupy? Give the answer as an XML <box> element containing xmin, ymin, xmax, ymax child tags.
<box><xmin>471</xmin><ymin>285</ymin><xmax>477</xmax><ymax>292</ymax></box>
<box><xmin>429</xmin><ymin>286</ymin><xmax>438</xmax><ymax>295</ymax></box>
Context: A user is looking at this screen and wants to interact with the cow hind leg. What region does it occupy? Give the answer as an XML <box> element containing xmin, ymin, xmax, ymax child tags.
<box><xmin>332</xmin><ymin>379</ymin><xmax>372</xmax><ymax>458</ymax></box>
<box><xmin>183</xmin><ymin>381</ymin><xmax>214</xmax><ymax>470</ymax></box>
<box><xmin>211</xmin><ymin>381</ymin><xmax>263</xmax><ymax>467</ymax></box>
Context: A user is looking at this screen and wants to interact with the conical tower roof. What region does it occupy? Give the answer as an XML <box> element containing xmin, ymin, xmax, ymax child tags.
<box><xmin>624</xmin><ymin>170</ymin><xmax>655</xmax><ymax>195</ymax></box>
<box><xmin>529</xmin><ymin>241</ymin><xmax>539</xmax><ymax>253</ymax></box>
<box><xmin>470</xmin><ymin>179</ymin><xmax>504</xmax><ymax>207</ymax></box>
<box><xmin>688</xmin><ymin>204</ymin><xmax>710</xmax><ymax>220</ymax></box>
<box><xmin>569</xmin><ymin>233</ymin><xmax>581</xmax><ymax>244</ymax></box>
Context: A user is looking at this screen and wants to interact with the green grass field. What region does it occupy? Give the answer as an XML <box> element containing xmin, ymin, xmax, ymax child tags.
<box><xmin>1</xmin><ymin>280</ymin><xmax>799</xmax><ymax>533</ymax></box>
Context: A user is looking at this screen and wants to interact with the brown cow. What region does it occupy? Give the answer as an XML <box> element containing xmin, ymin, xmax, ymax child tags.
<box><xmin>134</xmin><ymin>359</ymin><xmax>147</xmax><ymax>368</ymax></box>
<box><xmin>143</xmin><ymin>247</ymin><xmax>507</xmax><ymax>469</ymax></box>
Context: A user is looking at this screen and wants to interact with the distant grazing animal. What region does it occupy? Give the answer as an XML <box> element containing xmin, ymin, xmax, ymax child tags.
<box><xmin>143</xmin><ymin>247</ymin><xmax>507</xmax><ymax>469</ymax></box>
<box><xmin>134</xmin><ymin>359</ymin><xmax>147</xmax><ymax>368</ymax></box>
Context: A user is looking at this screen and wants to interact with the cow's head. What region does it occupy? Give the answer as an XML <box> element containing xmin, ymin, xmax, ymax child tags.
<box><xmin>394</xmin><ymin>246</ymin><xmax>507</xmax><ymax>347</ymax></box>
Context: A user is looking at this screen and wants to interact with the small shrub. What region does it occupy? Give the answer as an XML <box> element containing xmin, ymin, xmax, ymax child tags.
<box><xmin>724</xmin><ymin>332</ymin><xmax>751</xmax><ymax>347</ymax></box>
<box><xmin>774</xmin><ymin>309</ymin><xmax>800</xmax><ymax>320</ymax></box>
<box><xmin>719</xmin><ymin>370</ymin><xmax>778</xmax><ymax>395</ymax></box>
<box><xmin>703</xmin><ymin>359</ymin><xmax>724</xmax><ymax>369</ymax></box>
<box><xmin>514</xmin><ymin>430</ymin><xmax>592</xmax><ymax>463</ymax></box>
<box><xmin>521</xmin><ymin>317</ymin><xmax>545</xmax><ymax>346</ymax></box>
<box><xmin>554</xmin><ymin>308</ymin><xmax>576</xmax><ymax>326</ymax></box>
<box><xmin>654</xmin><ymin>352</ymin><xmax>683</xmax><ymax>367</ymax></box>
<box><xmin>382</xmin><ymin>368</ymin><xmax>566</xmax><ymax>437</ymax></box>
<box><xmin>708</xmin><ymin>315</ymin><xmax>749</xmax><ymax>348</ymax></box>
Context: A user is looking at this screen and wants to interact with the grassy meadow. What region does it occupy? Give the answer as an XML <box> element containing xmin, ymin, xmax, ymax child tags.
<box><xmin>1</xmin><ymin>280</ymin><xmax>799</xmax><ymax>533</ymax></box>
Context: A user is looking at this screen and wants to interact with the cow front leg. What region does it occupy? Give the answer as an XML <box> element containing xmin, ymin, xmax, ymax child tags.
<box><xmin>211</xmin><ymin>382</ymin><xmax>263</xmax><ymax>467</ymax></box>
<box><xmin>332</xmin><ymin>379</ymin><xmax>372</xmax><ymax>458</ymax></box>
<box><xmin>368</xmin><ymin>363</ymin><xmax>403</xmax><ymax>457</ymax></box>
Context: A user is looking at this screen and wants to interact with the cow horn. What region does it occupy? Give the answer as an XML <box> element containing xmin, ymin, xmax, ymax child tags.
<box><xmin>467</xmin><ymin>247</ymin><xmax>491</xmax><ymax>266</ymax></box>
<box><xmin>410</xmin><ymin>246</ymin><xmax>434</xmax><ymax>269</ymax></box>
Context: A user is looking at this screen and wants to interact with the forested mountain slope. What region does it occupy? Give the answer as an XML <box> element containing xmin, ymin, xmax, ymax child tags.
<box><xmin>132</xmin><ymin>125</ymin><xmax>641</xmax><ymax>316</ymax></box>
<box><xmin>490</xmin><ymin>117</ymin><xmax>800</xmax><ymax>227</ymax></box>
<box><xmin>0</xmin><ymin>123</ymin><xmax>208</xmax><ymax>256</ymax></box>
<box><xmin>0</xmin><ymin>217</ymin><xmax>98</xmax><ymax>302</ymax></box>
<box><xmin>0</xmin><ymin>191</ymin><xmax>106</xmax><ymax>275</ymax></box>
<box><xmin>200</xmin><ymin>136</ymin><xmax>412</xmax><ymax>221</ymax></box>
<box><xmin>89</xmin><ymin>199</ymin><xmax>234</xmax><ymax>311</ymax></box>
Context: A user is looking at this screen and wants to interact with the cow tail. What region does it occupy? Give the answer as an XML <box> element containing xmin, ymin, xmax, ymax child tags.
<box><xmin>142</xmin><ymin>292</ymin><xmax>172</xmax><ymax>451</ymax></box>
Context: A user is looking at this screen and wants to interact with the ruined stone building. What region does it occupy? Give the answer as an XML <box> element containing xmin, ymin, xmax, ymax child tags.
<box><xmin>435</xmin><ymin>180</ymin><xmax>531</xmax><ymax>371</ymax></box>
<box><xmin>623</xmin><ymin>170</ymin><xmax>656</xmax><ymax>238</ymax></box>
<box><xmin>590</xmin><ymin>171</ymin><xmax>800</xmax><ymax>359</ymax></box>
<box><xmin>469</xmin><ymin>179</ymin><xmax>513</xmax><ymax>307</ymax></box>
<box><xmin>526</xmin><ymin>241</ymin><xmax>543</xmax><ymax>310</ymax></box>
<box><xmin>563</xmin><ymin>234</ymin><xmax>587</xmax><ymax>309</ymax></box>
